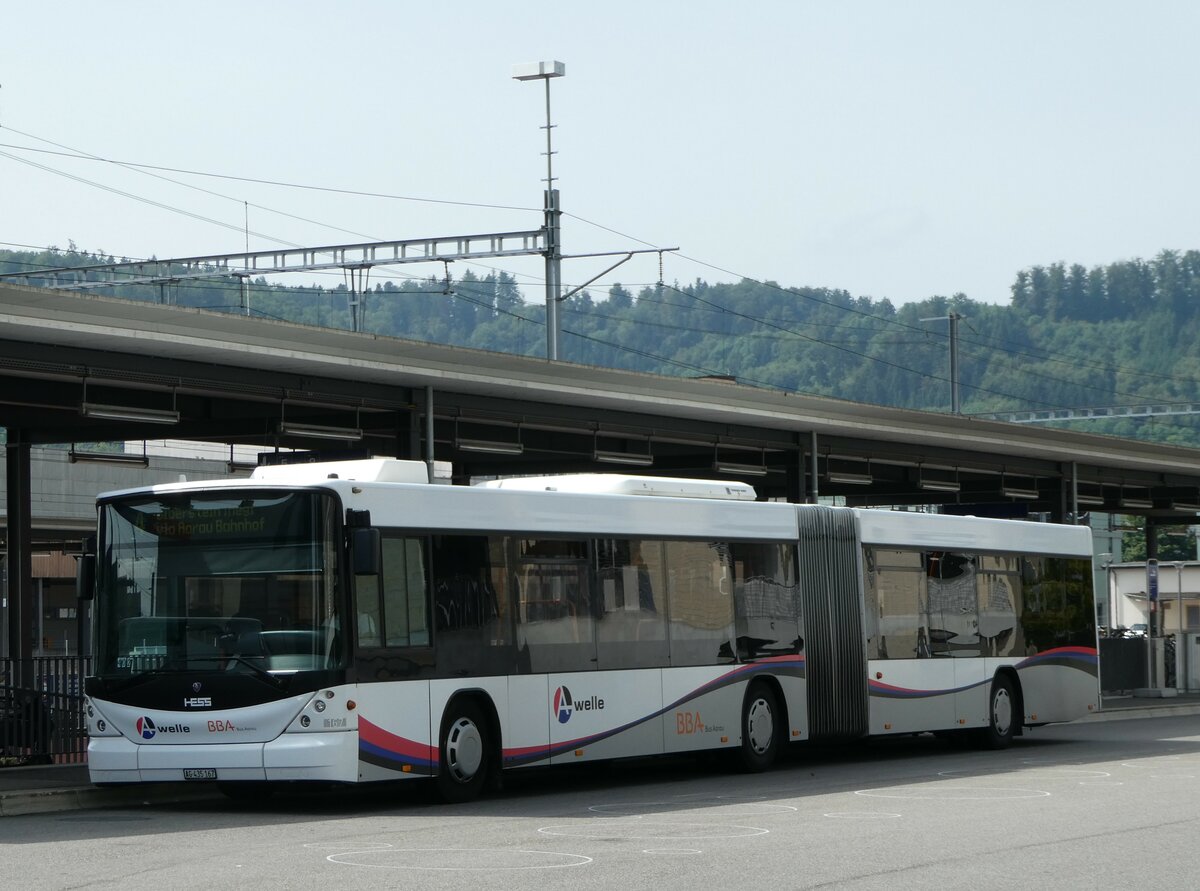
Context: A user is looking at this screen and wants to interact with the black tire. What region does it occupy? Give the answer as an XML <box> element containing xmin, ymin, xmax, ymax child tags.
<box><xmin>738</xmin><ymin>681</ymin><xmax>781</xmax><ymax>772</ymax></box>
<box><xmin>978</xmin><ymin>674</ymin><xmax>1018</xmax><ymax>749</ymax></box>
<box><xmin>435</xmin><ymin>699</ymin><xmax>491</xmax><ymax>803</ymax></box>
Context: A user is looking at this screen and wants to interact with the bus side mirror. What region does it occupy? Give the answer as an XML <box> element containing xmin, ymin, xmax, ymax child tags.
<box><xmin>351</xmin><ymin>527</ymin><xmax>381</xmax><ymax>576</ymax></box>
<box><xmin>76</xmin><ymin>554</ymin><xmax>96</xmax><ymax>601</ymax></box>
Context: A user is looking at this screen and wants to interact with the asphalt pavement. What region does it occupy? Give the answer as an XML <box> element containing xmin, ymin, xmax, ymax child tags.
<box><xmin>2</xmin><ymin>693</ymin><xmax>1198</xmax><ymax>817</ymax></box>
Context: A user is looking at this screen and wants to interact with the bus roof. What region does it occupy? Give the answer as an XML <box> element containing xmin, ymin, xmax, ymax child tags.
<box><xmin>479</xmin><ymin>474</ymin><xmax>757</xmax><ymax>500</ymax></box>
<box><xmin>93</xmin><ymin>460</ymin><xmax>1092</xmax><ymax>555</ymax></box>
<box><xmin>853</xmin><ymin>507</ymin><xmax>1093</xmax><ymax>557</ymax></box>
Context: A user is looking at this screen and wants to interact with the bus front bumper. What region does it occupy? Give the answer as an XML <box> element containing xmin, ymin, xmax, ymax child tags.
<box><xmin>87</xmin><ymin>730</ymin><xmax>361</xmax><ymax>785</ymax></box>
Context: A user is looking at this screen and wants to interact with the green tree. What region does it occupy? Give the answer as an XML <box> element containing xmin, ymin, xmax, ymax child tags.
<box><xmin>1119</xmin><ymin>517</ymin><xmax>1198</xmax><ymax>562</ymax></box>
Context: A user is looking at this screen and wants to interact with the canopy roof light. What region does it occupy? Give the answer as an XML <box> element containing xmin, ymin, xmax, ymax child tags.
<box><xmin>278</xmin><ymin>422</ymin><xmax>363</xmax><ymax>442</ymax></box>
<box><xmin>80</xmin><ymin>402</ymin><xmax>180</xmax><ymax>425</ymax></box>
<box><xmin>594</xmin><ymin>449</ymin><xmax>653</xmax><ymax>466</ymax></box>
<box><xmin>920</xmin><ymin>479</ymin><xmax>961</xmax><ymax>493</ymax></box>
<box><xmin>1001</xmin><ymin>486</ymin><xmax>1039</xmax><ymax>500</ymax></box>
<box><xmin>828</xmin><ymin>471</ymin><xmax>873</xmax><ymax>485</ymax></box>
<box><xmin>713</xmin><ymin>461</ymin><xmax>768</xmax><ymax>477</ymax></box>
<box><xmin>457</xmin><ymin>438</ymin><xmax>524</xmax><ymax>456</ymax></box>
<box><xmin>68</xmin><ymin>448</ymin><xmax>149</xmax><ymax>467</ymax></box>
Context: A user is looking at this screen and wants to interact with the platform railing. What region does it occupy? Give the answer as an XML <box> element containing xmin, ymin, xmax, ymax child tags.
<box><xmin>0</xmin><ymin>656</ymin><xmax>92</xmax><ymax>764</ymax></box>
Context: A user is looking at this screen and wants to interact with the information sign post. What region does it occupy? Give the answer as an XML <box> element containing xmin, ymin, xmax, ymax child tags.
<box><xmin>1147</xmin><ymin>559</ymin><xmax>1159</xmax><ymax>688</ymax></box>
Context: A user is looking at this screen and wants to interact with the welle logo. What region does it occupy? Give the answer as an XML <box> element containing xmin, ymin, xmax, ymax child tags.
<box><xmin>551</xmin><ymin>686</ymin><xmax>605</xmax><ymax>724</ymax></box>
<box><xmin>135</xmin><ymin>716</ymin><xmax>190</xmax><ymax>740</ymax></box>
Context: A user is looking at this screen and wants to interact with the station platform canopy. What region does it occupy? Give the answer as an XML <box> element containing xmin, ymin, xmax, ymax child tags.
<box><xmin>1</xmin><ymin>281</ymin><xmax>1199</xmax><ymax>523</ymax></box>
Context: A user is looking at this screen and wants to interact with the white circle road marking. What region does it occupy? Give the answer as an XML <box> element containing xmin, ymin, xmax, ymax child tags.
<box><xmin>326</xmin><ymin>848</ymin><xmax>592</xmax><ymax>871</ymax></box>
<box><xmin>855</xmin><ymin>786</ymin><xmax>1050</xmax><ymax>801</ymax></box>
<box><xmin>539</xmin><ymin>821</ymin><xmax>769</xmax><ymax>840</ymax></box>
<box><xmin>939</xmin><ymin>767</ymin><xmax>1110</xmax><ymax>780</ymax></box>
<box><xmin>643</xmin><ymin>848</ymin><xmax>703</xmax><ymax>855</ymax></box>
<box><xmin>589</xmin><ymin>801</ymin><xmax>797</xmax><ymax>817</ymax></box>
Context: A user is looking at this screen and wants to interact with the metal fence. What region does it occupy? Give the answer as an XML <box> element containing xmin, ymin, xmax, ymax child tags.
<box><xmin>1099</xmin><ymin>638</ymin><xmax>1147</xmax><ymax>693</ymax></box>
<box><xmin>0</xmin><ymin>656</ymin><xmax>91</xmax><ymax>765</ymax></box>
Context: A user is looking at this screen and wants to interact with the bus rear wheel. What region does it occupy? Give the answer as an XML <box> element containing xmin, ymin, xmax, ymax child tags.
<box><xmin>738</xmin><ymin>681</ymin><xmax>781</xmax><ymax>772</ymax></box>
<box><xmin>436</xmin><ymin>700</ymin><xmax>490</xmax><ymax>803</ymax></box>
<box><xmin>978</xmin><ymin>675</ymin><xmax>1017</xmax><ymax>749</ymax></box>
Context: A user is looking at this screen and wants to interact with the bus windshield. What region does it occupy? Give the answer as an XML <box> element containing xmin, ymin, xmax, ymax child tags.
<box><xmin>94</xmin><ymin>490</ymin><xmax>344</xmax><ymax>676</ymax></box>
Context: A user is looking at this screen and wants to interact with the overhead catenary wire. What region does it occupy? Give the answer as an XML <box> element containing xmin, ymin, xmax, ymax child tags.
<box><xmin>0</xmin><ymin>127</ymin><xmax>559</xmax><ymax>289</ymax></box>
<box><xmin>0</xmin><ymin>130</ymin><xmax>541</xmax><ymax>212</ymax></box>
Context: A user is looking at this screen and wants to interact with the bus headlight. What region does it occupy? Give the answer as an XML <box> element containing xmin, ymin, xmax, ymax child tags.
<box><xmin>86</xmin><ymin>699</ymin><xmax>121</xmax><ymax>737</ymax></box>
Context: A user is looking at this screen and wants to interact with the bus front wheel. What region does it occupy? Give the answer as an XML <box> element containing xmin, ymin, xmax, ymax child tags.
<box><xmin>436</xmin><ymin>700</ymin><xmax>490</xmax><ymax>803</ymax></box>
<box><xmin>738</xmin><ymin>681</ymin><xmax>781</xmax><ymax>772</ymax></box>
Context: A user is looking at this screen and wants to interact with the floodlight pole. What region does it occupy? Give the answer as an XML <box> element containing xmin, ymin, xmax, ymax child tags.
<box><xmin>514</xmin><ymin>61</ymin><xmax>566</xmax><ymax>361</ymax></box>
<box><xmin>921</xmin><ymin>310</ymin><xmax>963</xmax><ymax>413</ymax></box>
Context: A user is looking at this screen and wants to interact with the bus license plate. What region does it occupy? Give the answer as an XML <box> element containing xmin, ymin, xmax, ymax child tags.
<box><xmin>183</xmin><ymin>768</ymin><xmax>218</xmax><ymax>780</ymax></box>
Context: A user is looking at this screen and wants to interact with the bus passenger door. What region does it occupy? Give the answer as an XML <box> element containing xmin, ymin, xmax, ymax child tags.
<box><xmin>959</xmin><ymin>555</ymin><xmax>1024</xmax><ymax>729</ymax></box>
<box><xmin>926</xmin><ymin>552</ymin><xmax>985</xmax><ymax>732</ymax></box>
<box><xmin>866</xmin><ymin>548</ymin><xmax>955</xmax><ymax>734</ymax></box>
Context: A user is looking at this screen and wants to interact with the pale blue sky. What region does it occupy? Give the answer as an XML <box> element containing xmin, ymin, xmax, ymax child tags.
<box><xmin>3</xmin><ymin>1</ymin><xmax>1197</xmax><ymax>305</ymax></box>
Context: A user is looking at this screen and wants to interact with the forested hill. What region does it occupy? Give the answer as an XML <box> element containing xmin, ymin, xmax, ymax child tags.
<box><xmin>4</xmin><ymin>245</ymin><xmax>1200</xmax><ymax>447</ymax></box>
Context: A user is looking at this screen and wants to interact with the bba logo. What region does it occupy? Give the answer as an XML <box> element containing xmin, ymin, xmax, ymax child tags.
<box><xmin>551</xmin><ymin>685</ymin><xmax>604</xmax><ymax>724</ymax></box>
<box><xmin>135</xmin><ymin>716</ymin><xmax>191</xmax><ymax>740</ymax></box>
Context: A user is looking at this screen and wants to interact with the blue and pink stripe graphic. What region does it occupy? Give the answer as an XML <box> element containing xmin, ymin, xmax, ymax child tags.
<box><xmin>868</xmin><ymin>646</ymin><xmax>1097</xmax><ymax>700</ymax></box>
<box><xmin>357</xmin><ymin>655</ymin><xmax>805</xmax><ymax>773</ymax></box>
<box><xmin>356</xmin><ymin>647</ymin><xmax>1096</xmax><ymax>773</ymax></box>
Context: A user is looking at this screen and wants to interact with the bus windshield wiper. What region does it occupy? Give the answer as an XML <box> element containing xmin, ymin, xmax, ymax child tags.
<box><xmin>108</xmin><ymin>654</ymin><xmax>285</xmax><ymax>689</ymax></box>
<box><xmin>103</xmin><ymin>671</ymin><xmax>164</xmax><ymax>693</ymax></box>
<box><xmin>224</xmin><ymin>653</ymin><xmax>287</xmax><ymax>688</ymax></box>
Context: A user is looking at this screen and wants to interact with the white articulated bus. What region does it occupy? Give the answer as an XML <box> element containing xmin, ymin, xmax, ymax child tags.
<box><xmin>79</xmin><ymin>459</ymin><xmax>1098</xmax><ymax>802</ymax></box>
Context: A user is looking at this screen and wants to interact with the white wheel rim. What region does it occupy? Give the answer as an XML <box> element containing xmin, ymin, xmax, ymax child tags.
<box><xmin>445</xmin><ymin>717</ymin><xmax>484</xmax><ymax>782</ymax></box>
<box><xmin>992</xmin><ymin>688</ymin><xmax>1012</xmax><ymax>736</ymax></box>
<box><xmin>747</xmin><ymin>698</ymin><xmax>774</xmax><ymax>755</ymax></box>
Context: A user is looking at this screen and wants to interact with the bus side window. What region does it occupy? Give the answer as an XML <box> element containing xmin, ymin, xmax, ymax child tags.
<box><xmin>731</xmin><ymin>541</ymin><xmax>800</xmax><ymax>659</ymax></box>
<box><xmin>512</xmin><ymin>538</ymin><xmax>592</xmax><ymax>673</ymax></box>
<box><xmin>1019</xmin><ymin>556</ymin><xmax>1093</xmax><ymax>653</ymax></box>
<box><xmin>377</xmin><ymin>536</ymin><xmax>429</xmax><ymax>648</ymax></box>
<box><xmin>665</xmin><ymin>540</ymin><xmax>735</xmax><ymax>666</ymax></box>
<box><xmin>978</xmin><ymin>554</ymin><xmax>1021</xmax><ymax>657</ymax></box>
<box><xmin>354</xmin><ymin>568</ymin><xmax>382</xmax><ymax>648</ymax></box>
<box><xmin>431</xmin><ymin>535</ymin><xmax>515</xmax><ymax>676</ymax></box>
<box><xmin>869</xmin><ymin>549</ymin><xmax>926</xmax><ymax>660</ymax></box>
<box><xmin>595</xmin><ymin>538</ymin><xmax>667</xmax><ymax>670</ymax></box>
<box><xmin>925</xmin><ymin>552</ymin><xmax>978</xmax><ymax>657</ymax></box>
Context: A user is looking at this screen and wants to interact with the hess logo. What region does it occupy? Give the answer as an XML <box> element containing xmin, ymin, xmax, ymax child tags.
<box><xmin>551</xmin><ymin>686</ymin><xmax>604</xmax><ymax>724</ymax></box>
